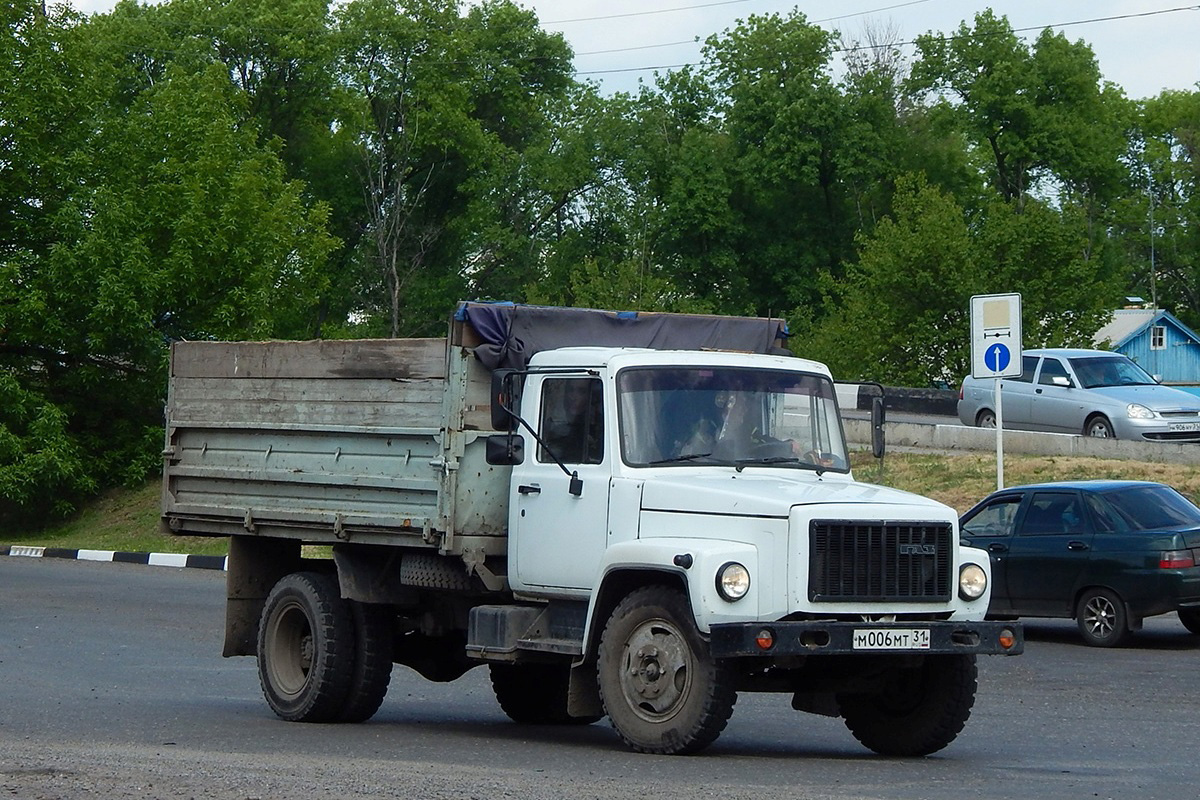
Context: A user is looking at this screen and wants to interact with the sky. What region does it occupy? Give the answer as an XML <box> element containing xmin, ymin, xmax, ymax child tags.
<box><xmin>68</xmin><ymin>0</ymin><xmax>1200</xmax><ymax>99</ymax></box>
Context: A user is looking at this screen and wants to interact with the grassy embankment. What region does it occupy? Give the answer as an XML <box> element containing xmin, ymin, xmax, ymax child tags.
<box><xmin>4</xmin><ymin>451</ymin><xmax>1200</xmax><ymax>556</ymax></box>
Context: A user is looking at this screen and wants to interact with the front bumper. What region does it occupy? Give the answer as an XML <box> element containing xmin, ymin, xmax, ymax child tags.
<box><xmin>709</xmin><ymin>619</ymin><xmax>1023</xmax><ymax>658</ymax></box>
<box><xmin>1116</xmin><ymin>415</ymin><xmax>1200</xmax><ymax>442</ymax></box>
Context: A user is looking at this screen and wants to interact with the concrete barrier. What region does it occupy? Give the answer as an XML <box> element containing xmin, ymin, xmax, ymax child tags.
<box><xmin>855</xmin><ymin>385</ymin><xmax>960</xmax><ymax>416</ymax></box>
<box><xmin>843</xmin><ymin>418</ymin><xmax>1200</xmax><ymax>465</ymax></box>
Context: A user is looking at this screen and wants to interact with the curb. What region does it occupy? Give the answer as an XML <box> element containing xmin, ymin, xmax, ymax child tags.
<box><xmin>1</xmin><ymin>545</ymin><xmax>227</xmax><ymax>571</ymax></box>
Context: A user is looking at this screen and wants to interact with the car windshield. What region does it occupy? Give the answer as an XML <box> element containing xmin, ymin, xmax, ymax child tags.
<box><xmin>1069</xmin><ymin>356</ymin><xmax>1156</xmax><ymax>389</ymax></box>
<box><xmin>616</xmin><ymin>366</ymin><xmax>848</xmax><ymax>471</ymax></box>
<box><xmin>1097</xmin><ymin>485</ymin><xmax>1200</xmax><ymax>531</ymax></box>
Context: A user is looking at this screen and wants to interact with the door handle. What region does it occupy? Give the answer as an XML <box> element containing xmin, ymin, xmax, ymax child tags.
<box><xmin>1067</xmin><ymin>541</ymin><xmax>1089</xmax><ymax>551</ymax></box>
<box><xmin>1035</xmin><ymin>388</ymin><xmax>1044</xmax><ymax>394</ymax></box>
<box><xmin>987</xmin><ymin>543</ymin><xmax>1008</xmax><ymax>553</ymax></box>
<box><xmin>517</xmin><ymin>484</ymin><xmax>541</xmax><ymax>495</ymax></box>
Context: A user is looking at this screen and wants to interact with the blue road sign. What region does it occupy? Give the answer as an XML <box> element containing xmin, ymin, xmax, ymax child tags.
<box><xmin>984</xmin><ymin>342</ymin><xmax>1011</xmax><ymax>373</ymax></box>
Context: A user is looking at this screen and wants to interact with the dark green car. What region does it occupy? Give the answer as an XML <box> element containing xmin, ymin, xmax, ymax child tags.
<box><xmin>960</xmin><ymin>480</ymin><xmax>1200</xmax><ymax>646</ymax></box>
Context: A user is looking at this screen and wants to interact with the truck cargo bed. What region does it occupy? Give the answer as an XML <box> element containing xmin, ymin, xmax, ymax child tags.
<box><xmin>161</xmin><ymin>338</ymin><xmax>508</xmax><ymax>555</ymax></box>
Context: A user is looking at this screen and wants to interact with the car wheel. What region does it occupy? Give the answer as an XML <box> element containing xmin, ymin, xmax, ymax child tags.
<box><xmin>1084</xmin><ymin>415</ymin><xmax>1115</xmax><ymax>438</ymax></box>
<box><xmin>975</xmin><ymin>409</ymin><xmax>996</xmax><ymax>429</ymax></box>
<box><xmin>1075</xmin><ymin>588</ymin><xmax>1131</xmax><ymax>647</ymax></box>
<box><xmin>1178</xmin><ymin>608</ymin><xmax>1200</xmax><ymax>635</ymax></box>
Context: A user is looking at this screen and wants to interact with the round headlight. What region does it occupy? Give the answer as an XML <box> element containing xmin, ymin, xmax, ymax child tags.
<box><xmin>959</xmin><ymin>563</ymin><xmax>987</xmax><ymax>601</ymax></box>
<box><xmin>716</xmin><ymin>562</ymin><xmax>751</xmax><ymax>601</ymax></box>
<box><xmin>1126</xmin><ymin>403</ymin><xmax>1156</xmax><ymax>420</ymax></box>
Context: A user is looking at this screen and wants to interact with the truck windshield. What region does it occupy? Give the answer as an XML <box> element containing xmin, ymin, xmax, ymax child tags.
<box><xmin>617</xmin><ymin>366</ymin><xmax>849</xmax><ymax>471</ymax></box>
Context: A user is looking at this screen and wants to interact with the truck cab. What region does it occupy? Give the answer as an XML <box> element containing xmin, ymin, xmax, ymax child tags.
<box><xmin>500</xmin><ymin>347</ymin><xmax>996</xmax><ymax>628</ymax></box>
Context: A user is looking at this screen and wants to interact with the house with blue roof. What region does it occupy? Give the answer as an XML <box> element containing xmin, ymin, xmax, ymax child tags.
<box><xmin>1093</xmin><ymin>307</ymin><xmax>1200</xmax><ymax>384</ymax></box>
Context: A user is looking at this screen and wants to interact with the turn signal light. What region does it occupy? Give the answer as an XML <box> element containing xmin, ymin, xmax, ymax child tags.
<box><xmin>1159</xmin><ymin>550</ymin><xmax>1196</xmax><ymax>569</ymax></box>
<box><xmin>999</xmin><ymin>628</ymin><xmax>1016</xmax><ymax>650</ymax></box>
<box><xmin>755</xmin><ymin>629</ymin><xmax>775</xmax><ymax>650</ymax></box>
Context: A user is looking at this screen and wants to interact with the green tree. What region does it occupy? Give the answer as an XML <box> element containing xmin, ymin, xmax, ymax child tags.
<box><xmin>1</xmin><ymin>3</ymin><xmax>336</xmax><ymax>521</ymax></box>
<box><xmin>805</xmin><ymin>175</ymin><xmax>1117</xmax><ymax>386</ymax></box>
<box><xmin>910</xmin><ymin>12</ymin><xmax>1131</xmax><ymax>208</ymax></box>
<box><xmin>331</xmin><ymin>0</ymin><xmax>575</xmax><ymax>337</ymax></box>
<box><xmin>1117</xmin><ymin>91</ymin><xmax>1200</xmax><ymax>323</ymax></box>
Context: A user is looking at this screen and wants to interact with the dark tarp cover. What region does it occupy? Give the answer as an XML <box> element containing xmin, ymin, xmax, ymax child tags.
<box><xmin>457</xmin><ymin>302</ymin><xmax>789</xmax><ymax>370</ymax></box>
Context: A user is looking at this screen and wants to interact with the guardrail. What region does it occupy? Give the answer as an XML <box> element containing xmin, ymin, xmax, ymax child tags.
<box><xmin>842</xmin><ymin>417</ymin><xmax>1200</xmax><ymax>465</ymax></box>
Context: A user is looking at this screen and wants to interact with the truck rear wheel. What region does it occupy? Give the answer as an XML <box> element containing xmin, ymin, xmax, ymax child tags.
<box><xmin>597</xmin><ymin>586</ymin><xmax>736</xmax><ymax>755</ymax></box>
<box><xmin>837</xmin><ymin>654</ymin><xmax>977</xmax><ymax>756</ymax></box>
<box><xmin>258</xmin><ymin>572</ymin><xmax>354</xmax><ymax>723</ymax></box>
<box><xmin>337</xmin><ymin>602</ymin><xmax>394</xmax><ymax>722</ymax></box>
<box><xmin>490</xmin><ymin>663</ymin><xmax>601</xmax><ymax>725</ymax></box>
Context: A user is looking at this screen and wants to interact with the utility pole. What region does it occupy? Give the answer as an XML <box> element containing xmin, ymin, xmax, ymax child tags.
<box><xmin>1149</xmin><ymin>172</ymin><xmax>1157</xmax><ymax>309</ymax></box>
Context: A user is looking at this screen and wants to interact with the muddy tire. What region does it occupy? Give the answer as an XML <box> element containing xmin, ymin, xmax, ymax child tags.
<box><xmin>598</xmin><ymin>586</ymin><xmax>736</xmax><ymax>755</ymax></box>
<box><xmin>257</xmin><ymin>572</ymin><xmax>354</xmax><ymax>723</ymax></box>
<box><xmin>838</xmin><ymin>654</ymin><xmax>977</xmax><ymax>757</ymax></box>
<box><xmin>337</xmin><ymin>602</ymin><xmax>394</xmax><ymax>723</ymax></box>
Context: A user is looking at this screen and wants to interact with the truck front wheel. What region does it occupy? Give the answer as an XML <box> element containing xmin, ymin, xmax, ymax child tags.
<box><xmin>837</xmin><ymin>654</ymin><xmax>977</xmax><ymax>756</ymax></box>
<box><xmin>597</xmin><ymin>586</ymin><xmax>737</xmax><ymax>755</ymax></box>
<box><xmin>490</xmin><ymin>663</ymin><xmax>601</xmax><ymax>725</ymax></box>
<box><xmin>258</xmin><ymin>572</ymin><xmax>355</xmax><ymax>722</ymax></box>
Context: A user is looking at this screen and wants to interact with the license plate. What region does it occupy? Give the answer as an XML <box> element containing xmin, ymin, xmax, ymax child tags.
<box><xmin>1168</xmin><ymin>422</ymin><xmax>1200</xmax><ymax>432</ymax></box>
<box><xmin>852</xmin><ymin>628</ymin><xmax>931</xmax><ymax>650</ymax></box>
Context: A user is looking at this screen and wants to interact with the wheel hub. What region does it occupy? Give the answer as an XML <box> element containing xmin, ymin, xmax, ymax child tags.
<box><xmin>620</xmin><ymin>621</ymin><xmax>692</xmax><ymax>721</ymax></box>
<box><xmin>1084</xmin><ymin>597</ymin><xmax>1116</xmax><ymax>636</ymax></box>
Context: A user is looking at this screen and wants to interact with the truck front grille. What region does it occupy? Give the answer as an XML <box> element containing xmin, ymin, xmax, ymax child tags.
<box><xmin>809</xmin><ymin>521</ymin><xmax>953</xmax><ymax>603</ymax></box>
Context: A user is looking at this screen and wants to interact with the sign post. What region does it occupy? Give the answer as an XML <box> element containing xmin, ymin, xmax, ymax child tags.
<box><xmin>970</xmin><ymin>294</ymin><xmax>1022</xmax><ymax>490</ymax></box>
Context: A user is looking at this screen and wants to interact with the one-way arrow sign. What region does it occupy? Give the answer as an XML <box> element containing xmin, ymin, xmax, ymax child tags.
<box><xmin>970</xmin><ymin>294</ymin><xmax>1022</xmax><ymax>379</ymax></box>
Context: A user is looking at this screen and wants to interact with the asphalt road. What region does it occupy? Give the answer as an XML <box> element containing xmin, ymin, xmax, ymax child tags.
<box><xmin>3</xmin><ymin>557</ymin><xmax>1199</xmax><ymax>800</ymax></box>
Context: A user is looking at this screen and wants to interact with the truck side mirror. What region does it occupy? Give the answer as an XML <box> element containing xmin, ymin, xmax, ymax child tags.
<box><xmin>490</xmin><ymin>369</ymin><xmax>521</xmax><ymax>431</ymax></box>
<box><xmin>871</xmin><ymin>396</ymin><xmax>886</xmax><ymax>459</ymax></box>
<box><xmin>485</xmin><ymin>434</ymin><xmax>524</xmax><ymax>465</ymax></box>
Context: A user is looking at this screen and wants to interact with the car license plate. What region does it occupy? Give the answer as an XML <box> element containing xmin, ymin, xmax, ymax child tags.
<box><xmin>1168</xmin><ymin>422</ymin><xmax>1200</xmax><ymax>432</ymax></box>
<box><xmin>852</xmin><ymin>628</ymin><xmax>931</xmax><ymax>650</ymax></box>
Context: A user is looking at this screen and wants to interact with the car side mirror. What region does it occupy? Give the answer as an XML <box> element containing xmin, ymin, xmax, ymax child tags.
<box><xmin>1051</xmin><ymin>375</ymin><xmax>1072</xmax><ymax>388</ymax></box>
<box><xmin>485</xmin><ymin>434</ymin><xmax>524</xmax><ymax>465</ymax></box>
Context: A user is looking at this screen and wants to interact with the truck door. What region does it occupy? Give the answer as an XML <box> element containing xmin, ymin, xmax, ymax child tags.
<box><xmin>510</xmin><ymin>376</ymin><xmax>611</xmax><ymax>592</ymax></box>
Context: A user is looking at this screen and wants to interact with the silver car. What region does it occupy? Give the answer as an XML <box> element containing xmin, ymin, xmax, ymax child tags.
<box><xmin>957</xmin><ymin>348</ymin><xmax>1200</xmax><ymax>441</ymax></box>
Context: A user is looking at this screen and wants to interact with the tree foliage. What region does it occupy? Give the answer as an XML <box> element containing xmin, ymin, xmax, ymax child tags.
<box><xmin>0</xmin><ymin>2</ymin><xmax>1192</xmax><ymax>519</ymax></box>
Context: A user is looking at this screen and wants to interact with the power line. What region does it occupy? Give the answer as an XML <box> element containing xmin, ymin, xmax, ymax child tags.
<box><xmin>575</xmin><ymin>4</ymin><xmax>1200</xmax><ymax>75</ymax></box>
<box><xmin>574</xmin><ymin>0</ymin><xmax>932</xmax><ymax>56</ymax></box>
<box><xmin>551</xmin><ymin>0</ymin><xmax>929</xmax><ymax>27</ymax></box>
<box><xmin>543</xmin><ymin>0</ymin><xmax>751</xmax><ymax>26</ymax></box>
<box><xmin>811</xmin><ymin>0</ymin><xmax>931</xmax><ymax>25</ymax></box>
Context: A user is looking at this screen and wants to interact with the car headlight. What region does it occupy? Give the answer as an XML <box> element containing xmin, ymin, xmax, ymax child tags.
<box><xmin>716</xmin><ymin>562</ymin><xmax>750</xmax><ymax>601</ymax></box>
<box><xmin>1126</xmin><ymin>403</ymin><xmax>1156</xmax><ymax>419</ymax></box>
<box><xmin>958</xmin><ymin>563</ymin><xmax>987</xmax><ymax>601</ymax></box>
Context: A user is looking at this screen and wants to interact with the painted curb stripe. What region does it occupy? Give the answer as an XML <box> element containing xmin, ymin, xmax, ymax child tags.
<box><xmin>1</xmin><ymin>545</ymin><xmax>227</xmax><ymax>571</ymax></box>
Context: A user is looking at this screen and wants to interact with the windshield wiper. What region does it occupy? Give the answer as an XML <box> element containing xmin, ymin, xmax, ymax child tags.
<box><xmin>647</xmin><ymin>452</ymin><xmax>713</xmax><ymax>465</ymax></box>
<box><xmin>734</xmin><ymin>456</ymin><xmax>803</xmax><ymax>472</ymax></box>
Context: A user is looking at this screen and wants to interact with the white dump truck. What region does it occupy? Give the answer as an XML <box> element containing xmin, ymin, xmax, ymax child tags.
<box><xmin>161</xmin><ymin>302</ymin><xmax>1021</xmax><ymax>756</ymax></box>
